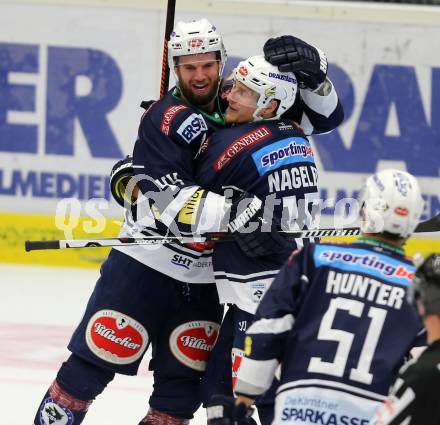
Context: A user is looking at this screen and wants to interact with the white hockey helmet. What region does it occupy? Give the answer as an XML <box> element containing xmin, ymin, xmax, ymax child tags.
<box><xmin>359</xmin><ymin>169</ymin><xmax>424</xmax><ymax>238</ymax></box>
<box><xmin>233</xmin><ymin>55</ymin><xmax>298</xmax><ymax>121</ymax></box>
<box><xmin>168</xmin><ymin>18</ymin><xmax>227</xmax><ymax>78</ymax></box>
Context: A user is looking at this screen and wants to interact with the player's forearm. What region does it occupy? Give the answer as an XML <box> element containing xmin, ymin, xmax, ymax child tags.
<box><xmin>234</xmin><ymin>356</ymin><xmax>279</xmax><ymax>398</ymax></box>
<box><xmin>235</xmin><ymin>395</ymin><xmax>254</xmax><ymax>409</ymax></box>
<box><xmin>298</xmin><ymin>79</ymin><xmax>344</xmax><ymax>135</ymax></box>
<box><xmin>172</xmin><ymin>188</ymin><xmax>231</xmax><ymax>234</ymax></box>
<box><xmin>300</xmin><ymin>77</ymin><xmax>338</xmax><ymax>118</ymax></box>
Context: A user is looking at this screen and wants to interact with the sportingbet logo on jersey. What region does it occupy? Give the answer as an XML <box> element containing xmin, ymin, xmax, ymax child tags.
<box><xmin>314</xmin><ymin>245</ymin><xmax>415</xmax><ymax>286</ymax></box>
<box><xmin>177</xmin><ymin>113</ymin><xmax>208</xmax><ymax>143</ymax></box>
<box><xmin>85</xmin><ymin>309</ymin><xmax>149</xmax><ymax>364</ymax></box>
<box><xmin>252</xmin><ymin>137</ymin><xmax>315</xmax><ymax>176</ymax></box>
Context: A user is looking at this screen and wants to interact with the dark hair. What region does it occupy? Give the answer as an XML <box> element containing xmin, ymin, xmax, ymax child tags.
<box><xmin>381</xmin><ymin>231</ymin><xmax>405</xmax><ymax>242</ymax></box>
<box><xmin>414</xmin><ymin>254</ymin><xmax>440</xmax><ymax>315</ymax></box>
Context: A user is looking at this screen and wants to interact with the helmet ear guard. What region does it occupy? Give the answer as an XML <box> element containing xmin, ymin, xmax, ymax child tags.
<box><xmin>360</xmin><ymin>198</ymin><xmax>387</xmax><ymax>234</ymax></box>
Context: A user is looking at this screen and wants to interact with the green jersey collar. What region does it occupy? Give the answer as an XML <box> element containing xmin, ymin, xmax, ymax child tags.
<box><xmin>172</xmin><ymin>88</ymin><xmax>226</xmax><ymax>126</ymax></box>
<box><xmin>357</xmin><ymin>236</ymin><xmax>405</xmax><ymax>256</ymax></box>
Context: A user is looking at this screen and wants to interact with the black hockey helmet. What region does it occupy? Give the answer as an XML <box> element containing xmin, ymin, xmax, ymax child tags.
<box><xmin>412</xmin><ymin>253</ymin><xmax>440</xmax><ymax>315</ymax></box>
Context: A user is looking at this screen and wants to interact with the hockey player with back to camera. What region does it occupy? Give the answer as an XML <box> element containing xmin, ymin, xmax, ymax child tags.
<box><xmin>372</xmin><ymin>253</ymin><xmax>440</xmax><ymax>425</ymax></box>
<box><xmin>207</xmin><ymin>169</ymin><xmax>428</xmax><ymax>425</ymax></box>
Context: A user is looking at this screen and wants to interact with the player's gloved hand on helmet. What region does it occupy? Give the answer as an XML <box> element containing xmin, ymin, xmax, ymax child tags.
<box><xmin>207</xmin><ymin>395</ymin><xmax>256</xmax><ymax>425</ymax></box>
<box><xmin>263</xmin><ymin>35</ymin><xmax>328</xmax><ymax>90</ymax></box>
<box><xmin>110</xmin><ymin>155</ymin><xmax>136</xmax><ymax>207</ymax></box>
<box><xmin>227</xmin><ymin>192</ymin><xmax>294</xmax><ymax>258</ymax></box>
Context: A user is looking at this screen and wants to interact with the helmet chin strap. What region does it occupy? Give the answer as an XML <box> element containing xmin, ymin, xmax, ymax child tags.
<box><xmin>252</xmin><ymin>107</ymin><xmax>265</xmax><ymax>122</ymax></box>
<box><xmin>252</xmin><ymin>111</ymin><xmax>279</xmax><ymax>122</ymax></box>
<box><xmin>252</xmin><ymin>97</ymin><xmax>279</xmax><ymax>122</ymax></box>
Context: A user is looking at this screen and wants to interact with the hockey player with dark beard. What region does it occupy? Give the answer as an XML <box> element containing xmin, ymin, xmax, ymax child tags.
<box><xmin>207</xmin><ymin>169</ymin><xmax>428</xmax><ymax>425</ymax></box>
<box><xmin>372</xmin><ymin>253</ymin><xmax>440</xmax><ymax>425</ymax></box>
<box><xmin>33</xmin><ymin>18</ymin><xmax>343</xmax><ymax>425</ymax></box>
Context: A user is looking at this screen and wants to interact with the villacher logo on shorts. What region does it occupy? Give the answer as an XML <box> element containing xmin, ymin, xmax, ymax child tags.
<box><xmin>169</xmin><ymin>321</ymin><xmax>220</xmax><ymax>371</ymax></box>
<box><xmin>85</xmin><ymin>310</ymin><xmax>149</xmax><ymax>365</ymax></box>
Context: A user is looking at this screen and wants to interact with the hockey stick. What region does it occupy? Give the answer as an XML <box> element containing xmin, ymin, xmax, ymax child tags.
<box><xmin>24</xmin><ymin>213</ymin><xmax>440</xmax><ymax>251</ymax></box>
<box><xmin>159</xmin><ymin>0</ymin><xmax>176</xmax><ymax>98</ymax></box>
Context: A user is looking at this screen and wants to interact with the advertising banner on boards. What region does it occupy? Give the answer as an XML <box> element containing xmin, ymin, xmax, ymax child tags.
<box><xmin>0</xmin><ymin>1</ymin><xmax>439</xmax><ymax>265</ymax></box>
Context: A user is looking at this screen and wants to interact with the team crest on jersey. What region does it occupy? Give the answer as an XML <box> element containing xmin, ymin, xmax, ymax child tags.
<box><xmin>160</xmin><ymin>104</ymin><xmax>187</xmax><ymax>135</ymax></box>
<box><xmin>169</xmin><ymin>321</ymin><xmax>220</xmax><ymax>371</ymax></box>
<box><xmin>251</xmin><ymin>282</ymin><xmax>266</xmax><ymax>303</ymax></box>
<box><xmin>85</xmin><ymin>310</ymin><xmax>149</xmax><ymax>365</ymax></box>
<box><xmin>39</xmin><ymin>398</ymin><xmax>73</xmax><ymax>425</ymax></box>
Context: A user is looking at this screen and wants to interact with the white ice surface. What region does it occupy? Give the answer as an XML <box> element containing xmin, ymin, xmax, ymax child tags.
<box><xmin>0</xmin><ymin>264</ymin><xmax>208</xmax><ymax>424</ymax></box>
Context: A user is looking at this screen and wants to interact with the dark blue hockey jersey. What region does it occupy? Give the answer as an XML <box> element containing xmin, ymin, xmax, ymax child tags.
<box><xmin>235</xmin><ymin>238</ymin><xmax>426</xmax><ymax>424</ymax></box>
<box><xmin>115</xmin><ymin>89</ymin><xmax>226</xmax><ymax>283</ymax></box>
<box><xmin>117</xmin><ymin>84</ymin><xmax>342</xmax><ymax>284</ymax></box>
<box><xmin>195</xmin><ymin>120</ymin><xmax>319</xmax><ymax>313</ymax></box>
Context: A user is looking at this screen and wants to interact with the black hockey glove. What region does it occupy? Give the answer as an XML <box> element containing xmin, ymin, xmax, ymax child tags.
<box><xmin>207</xmin><ymin>395</ymin><xmax>256</xmax><ymax>425</ymax></box>
<box><xmin>110</xmin><ymin>155</ymin><xmax>135</xmax><ymax>207</ymax></box>
<box><xmin>264</xmin><ymin>35</ymin><xmax>328</xmax><ymax>90</ymax></box>
<box><xmin>140</xmin><ymin>99</ymin><xmax>156</xmax><ymax>111</ymax></box>
<box><xmin>227</xmin><ymin>192</ymin><xmax>294</xmax><ymax>258</ymax></box>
